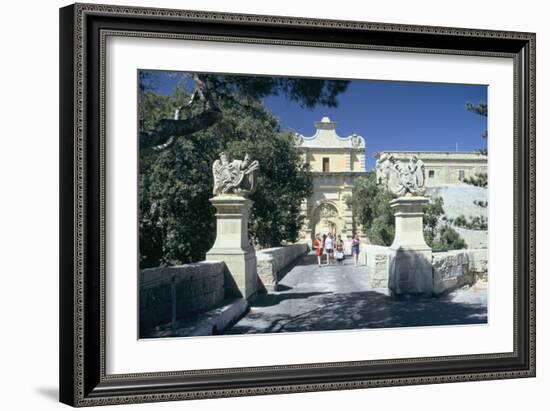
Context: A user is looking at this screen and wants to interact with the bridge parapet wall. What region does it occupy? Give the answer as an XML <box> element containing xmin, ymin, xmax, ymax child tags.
<box><xmin>256</xmin><ymin>243</ymin><xmax>309</xmax><ymax>291</ymax></box>
<box><xmin>360</xmin><ymin>243</ymin><xmax>487</xmax><ymax>295</ymax></box>
<box><xmin>140</xmin><ymin>261</ymin><xmax>226</xmax><ymax>334</ymax></box>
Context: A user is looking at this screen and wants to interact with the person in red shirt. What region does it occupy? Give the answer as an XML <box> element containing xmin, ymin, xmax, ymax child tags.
<box><xmin>313</xmin><ymin>233</ymin><xmax>323</xmax><ymax>267</ymax></box>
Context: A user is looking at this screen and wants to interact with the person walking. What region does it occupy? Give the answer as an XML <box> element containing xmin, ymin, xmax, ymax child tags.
<box><xmin>335</xmin><ymin>235</ymin><xmax>344</xmax><ymax>265</ymax></box>
<box><xmin>314</xmin><ymin>233</ymin><xmax>323</xmax><ymax>267</ymax></box>
<box><xmin>324</xmin><ymin>233</ymin><xmax>334</xmax><ymax>265</ymax></box>
<box><xmin>351</xmin><ymin>234</ymin><xmax>361</xmax><ymax>266</ymax></box>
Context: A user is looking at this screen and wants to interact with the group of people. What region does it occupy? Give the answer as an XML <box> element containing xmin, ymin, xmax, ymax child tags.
<box><xmin>313</xmin><ymin>233</ymin><xmax>361</xmax><ymax>267</ymax></box>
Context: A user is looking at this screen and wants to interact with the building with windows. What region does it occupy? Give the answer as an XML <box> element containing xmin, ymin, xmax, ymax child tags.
<box><xmin>294</xmin><ymin>117</ymin><xmax>367</xmax><ymax>249</ymax></box>
<box><xmin>294</xmin><ymin>119</ymin><xmax>488</xmax><ymax>250</ymax></box>
<box><xmin>374</xmin><ymin>151</ymin><xmax>488</xmax><ymax>187</ymax></box>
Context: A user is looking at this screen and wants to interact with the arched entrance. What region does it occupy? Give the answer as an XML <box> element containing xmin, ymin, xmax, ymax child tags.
<box><xmin>311</xmin><ymin>202</ymin><xmax>341</xmax><ymax>243</ymax></box>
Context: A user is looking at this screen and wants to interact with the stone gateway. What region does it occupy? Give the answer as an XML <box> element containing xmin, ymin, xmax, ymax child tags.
<box><xmin>294</xmin><ymin>117</ymin><xmax>367</xmax><ymax>251</ymax></box>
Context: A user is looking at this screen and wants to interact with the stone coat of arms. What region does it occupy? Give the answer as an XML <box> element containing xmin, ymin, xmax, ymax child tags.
<box><xmin>212</xmin><ymin>152</ymin><xmax>260</xmax><ymax>197</ymax></box>
<box><xmin>376</xmin><ymin>154</ymin><xmax>426</xmax><ymax>197</ymax></box>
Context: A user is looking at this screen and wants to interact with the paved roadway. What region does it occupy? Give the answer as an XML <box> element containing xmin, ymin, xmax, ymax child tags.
<box><xmin>226</xmin><ymin>253</ymin><xmax>487</xmax><ymax>334</ymax></box>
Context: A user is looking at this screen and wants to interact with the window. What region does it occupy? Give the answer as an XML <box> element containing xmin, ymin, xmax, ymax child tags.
<box><xmin>428</xmin><ymin>170</ymin><xmax>435</xmax><ymax>178</ymax></box>
<box><xmin>458</xmin><ymin>170</ymin><xmax>465</xmax><ymax>181</ymax></box>
<box><xmin>322</xmin><ymin>157</ymin><xmax>330</xmax><ymax>172</ymax></box>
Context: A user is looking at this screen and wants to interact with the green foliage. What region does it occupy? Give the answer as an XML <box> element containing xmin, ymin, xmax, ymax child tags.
<box><xmin>465</xmin><ymin>101</ymin><xmax>487</xmax><ymax>117</ymax></box>
<box><xmin>431</xmin><ymin>224</ymin><xmax>467</xmax><ymax>252</ymax></box>
<box><xmin>138</xmin><ymin>86</ymin><xmax>313</xmax><ymax>269</ymax></box>
<box><xmin>348</xmin><ymin>173</ymin><xmax>395</xmax><ymax>246</ymax></box>
<box><xmin>423</xmin><ymin>196</ymin><xmax>444</xmax><ymax>247</ymax></box>
<box><xmin>452</xmin><ymin>215</ymin><xmax>467</xmax><ymax>227</ymax></box>
<box><xmin>138</xmin><ymin>72</ymin><xmax>351</xmax><ymax>151</ymax></box>
<box><xmin>212</xmin><ymin>75</ymin><xmax>350</xmax><ymax>109</ymax></box>
<box><xmin>139</xmin><ymin>91</ymin><xmax>174</xmax><ymax>132</ymax></box>
<box><xmin>349</xmin><ymin>174</ymin><xmax>466</xmax><ymax>252</ymax></box>
<box><xmin>421</xmin><ymin>196</ymin><xmax>467</xmax><ymax>251</ymax></box>
<box><xmin>465</xmin><ymin>100</ymin><xmax>488</xmax><ymax>154</ymax></box>
<box><xmin>463</xmin><ymin>172</ymin><xmax>488</xmax><ymax>187</ymax></box>
<box><xmin>473</xmin><ymin>200</ymin><xmax>488</xmax><ymax>208</ymax></box>
<box><xmin>451</xmin><ymin>214</ymin><xmax>488</xmax><ymax>230</ymax></box>
<box><xmin>225</xmin><ymin>134</ymin><xmax>313</xmax><ymax>248</ymax></box>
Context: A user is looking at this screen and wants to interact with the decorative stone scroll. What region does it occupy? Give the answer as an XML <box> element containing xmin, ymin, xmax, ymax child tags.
<box><xmin>293</xmin><ymin>133</ymin><xmax>304</xmax><ymax>146</ymax></box>
<box><xmin>351</xmin><ymin>133</ymin><xmax>363</xmax><ymax>148</ymax></box>
<box><xmin>376</xmin><ymin>154</ymin><xmax>426</xmax><ymax>197</ymax></box>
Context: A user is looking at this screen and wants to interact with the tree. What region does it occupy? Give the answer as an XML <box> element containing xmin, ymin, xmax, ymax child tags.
<box><xmin>463</xmin><ymin>172</ymin><xmax>487</xmax><ymax>187</ymax></box>
<box><xmin>348</xmin><ymin>173</ymin><xmax>466</xmax><ymax>251</ymax></box>
<box><xmin>139</xmin><ymin>72</ymin><xmax>350</xmax><ymax>151</ymax></box>
<box><xmin>346</xmin><ymin>172</ymin><xmax>394</xmax><ymax>246</ymax></box>
<box><xmin>423</xmin><ymin>196</ymin><xmax>444</xmax><ymax>247</ymax></box>
<box><xmin>422</xmin><ymin>198</ymin><xmax>467</xmax><ymax>251</ymax></box>
<box><xmin>465</xmin><ymin>101</ymin><xmax>487</xmax><ymax>117</ymax></box>
<box><xmin>139</xmin><ymin>84</ymin><xmax>313</xmax><ymax>269</ymax></box>
<box><xmin>229</xmin><ymin>136</ymin><xmax>313</xmax><ymax>248</ymax></box>
<box><xmin>432</xmin><ymin>224</ymin><xmax>467</xmax><ymax>252</ymax></box>
<box><xmin>465</xmin><ymin>100</ymin><xmax>488</xmax><ymax>154</ymax></box>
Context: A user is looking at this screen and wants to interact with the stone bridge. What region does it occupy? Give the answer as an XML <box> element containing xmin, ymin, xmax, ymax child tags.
<box><xmin>141</xmin><ymin>246</ymin><xmax>488</xmax><ymax>337</ymax></box>
<box><xmin>226</xmin><ymin>253</ymin><xmax>487</xmax><ymax>334</ymax></box>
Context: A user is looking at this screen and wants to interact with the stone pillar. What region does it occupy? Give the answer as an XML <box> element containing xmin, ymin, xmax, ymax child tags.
<box><xmin>300</xmin><ymin>199</ymin><xmax>312</xmax><ymax>248</ymax></box>
<box><xmin>206</xmin><ymin>195</ymin><xmax>258</xmax><ymax>299</ymax></box>
<box><xmin>341</xmin><ymin>197</ymin><xmax>355</xmax><ymax>254</ymax></box>
<box><xmin>388</xmin><ymin>196</ymin><xmax>433</xmax><ymax>296</ymax></box>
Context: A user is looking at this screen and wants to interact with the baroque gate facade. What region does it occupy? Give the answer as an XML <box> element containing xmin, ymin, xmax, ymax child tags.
<box><xmin>294</xmin><ymin>117</ymin><xmax>367</xmax><ymax>252</ymax></box>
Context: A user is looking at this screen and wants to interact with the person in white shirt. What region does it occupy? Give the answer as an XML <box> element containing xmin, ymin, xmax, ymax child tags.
<box><xmin>324</xmin><ymin>233</ymin><xmax>334</xmax><ymax>265</ymax></box>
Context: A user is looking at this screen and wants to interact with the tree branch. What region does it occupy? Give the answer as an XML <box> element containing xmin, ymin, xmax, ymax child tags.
<box><xmin>140</xmin><ymin>108</ymin><xmax>222</xmax><ymax>151</ymax></box>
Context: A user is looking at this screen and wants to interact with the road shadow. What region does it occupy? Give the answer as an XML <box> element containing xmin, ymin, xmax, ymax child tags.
<box><xmin>227</xmin><ymin>290</ymin><xmax>487</xmax><ymax>334</ymax></box>
<box><xmin>251</xmin><ymin>291</ymin><xmax>330</xmax><ymax>307</ymax></box>
<box><xmin>275</xmin><ymin>283</ymin><xmax>293</xmax><ymax>291</ymax></box>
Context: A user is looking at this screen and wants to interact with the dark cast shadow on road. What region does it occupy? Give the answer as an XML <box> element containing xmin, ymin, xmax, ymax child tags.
<box><xmin>274</xmin><ymin>283</ymin><xmax>293</xmax><ymax>291</ymax></box>
<box><xmin>227</xmin><ymin>290</ymin><xmax>487</xmax><ymax>334</ymax></box>
<box><xmin>251</xmin><ymin>291</ymin><xmax>330</xmax><ymax>308</ymax></box>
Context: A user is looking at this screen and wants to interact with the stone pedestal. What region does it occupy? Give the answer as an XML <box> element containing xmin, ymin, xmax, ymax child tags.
<box><xmin>206</xmin><ymin>195</ymin><xmax>258</xmax><ymax>299</ymax></box>
<box><xmin>388</xmin><ymin>196</ymin><xmax>433</xmax><ymax>296</ymax></box>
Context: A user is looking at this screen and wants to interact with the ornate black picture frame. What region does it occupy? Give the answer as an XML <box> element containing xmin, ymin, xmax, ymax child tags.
<box><xmin>59</xmin><ymin>3</ymin><xmax>535</xmax><ymax>407</ymax></box>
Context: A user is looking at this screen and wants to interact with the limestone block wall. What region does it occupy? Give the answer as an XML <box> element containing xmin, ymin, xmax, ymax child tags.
<box><xmin>432</xmin><ymin>250</ymin><xmax>474</xmax><ymax>295</ymax></box>
<box><xmin>468</xmin><ymin>248</ymin><xmax>488</xmax><ymax>279</ymax></box>
<box><xmin>256</xmin><ymin>243</ymin><xmax>309</xmax><ymax>291</ymax></box>
<box><xmin>432</xmin><ymin>248</ymin><xmax>487</xmax><ymax>294</ymax></box>
<box><xmin>361</xmin><ymin>244</ymin><xmax>391</xmax><ymax>289</ymax></box>
<box><xmin>360</xmin><ymin>244</ymin><xmax>488</xmax><ymax>294</ymax></box>
<box><xmin>139</xmin><ymin>261</ymin><xmax>226</xmax><ymax>334</ymax></box>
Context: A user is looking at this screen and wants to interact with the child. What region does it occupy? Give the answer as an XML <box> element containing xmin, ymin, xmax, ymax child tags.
<box><xmin>335</xmin><ymin>235</ymin><xmax>344</xmax><ymax>265</ymax></box>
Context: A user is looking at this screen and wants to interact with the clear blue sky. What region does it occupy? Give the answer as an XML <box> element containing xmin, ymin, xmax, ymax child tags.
<box><xmin>264</xmin><ymin>80</ymin><xmax>487</xmax><ymax>169</ymax></box>
<box><xmin>142</xmin><ymin>71</ymin><xmax>487</xmax><ymax>170</ymax></box>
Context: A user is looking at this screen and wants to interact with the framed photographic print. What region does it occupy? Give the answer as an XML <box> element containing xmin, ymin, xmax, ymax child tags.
<box><xmin>59</xmin><ymin>3</ymin><xmax>536</xmax><ymax>407</ymax></box>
